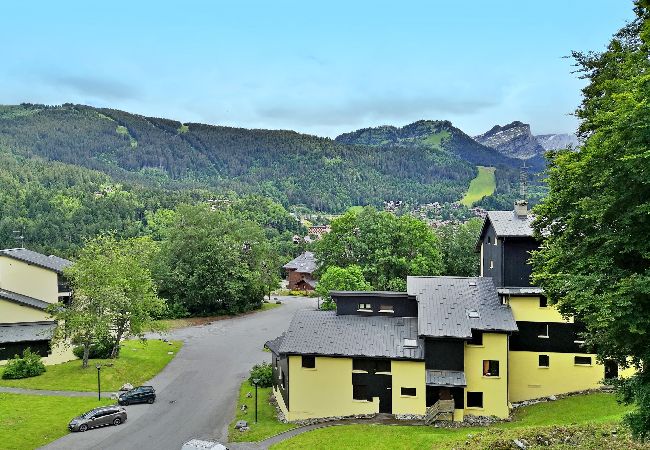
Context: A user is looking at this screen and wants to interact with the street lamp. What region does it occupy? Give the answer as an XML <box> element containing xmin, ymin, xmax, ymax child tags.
<box><xmin>252</xmin><ymin>378</ymin><xmax>260</xmax><ymax>423</ymax></box>
<box><xmin>95</xmin><ymin>364</ymin><xmax>101</xmax><ymax>401</ymax></box>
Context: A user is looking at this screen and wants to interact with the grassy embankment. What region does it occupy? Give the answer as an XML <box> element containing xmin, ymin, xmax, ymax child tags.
<box><xmin>460</xmin><ymin>166</ymin><xmax>496</xmax><ymax>206</ymax></box>
<box><xmin>154</xmin><ymin>301</ymin><xmax>282</xmax><ymax>330</ymax></box>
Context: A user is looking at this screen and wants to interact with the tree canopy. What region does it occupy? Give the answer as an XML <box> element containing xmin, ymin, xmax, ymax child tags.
<box><xmin>316</xmin><ymin>265</ymin><xmax>372</xmax><ymax>310</ymax></box>
<box><xmin>531</xmin><ymin>2</ymin><xmax>650</xmax><ymax>439</ymax></box>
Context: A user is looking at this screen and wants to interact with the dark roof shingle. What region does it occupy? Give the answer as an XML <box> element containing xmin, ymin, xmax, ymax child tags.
<box><xmin>426</xmin><ymin>370</ymin><xmax>467</xmax><ymax>387</ymax></box>
<box><xmin>283</xmin><ymin>252</ymin><xmax>317</xmax><ymax>274</ymax></box>
<box><xmin>0</xmin><ymin>248</ymin><xmax>72</xmax><ymax>274</ymax></box>
<box><xmin>0</xmin><ymin>321</ymin><xmax>56</xmax><ymax>344</ymax></box>
<box><xmin>485</xmin><ymin>211</ymin><xmax>534</xmax><ymax>238</ymax></box>
<box><xmin>0</xmin><ymin>289</ymin><xmax>50</xmax><ymax>310</ymax></box>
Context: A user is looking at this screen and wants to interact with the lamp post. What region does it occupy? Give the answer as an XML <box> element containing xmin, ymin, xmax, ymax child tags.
<box><xmin>96</xmin><ymin>364</ymin><xmax>101</xmax><ymax>401</ymax></box>
<box><xmin>252</xmin><ymin>378</ymin><xmax>259</xmax><ymax>423</ymax></box>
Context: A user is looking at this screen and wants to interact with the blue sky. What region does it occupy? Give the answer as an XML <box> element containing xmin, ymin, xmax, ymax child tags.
<box><xmin>0</xmin><ymin>1</ymin><xmax>635</xmax><ymax>137</ymax></box>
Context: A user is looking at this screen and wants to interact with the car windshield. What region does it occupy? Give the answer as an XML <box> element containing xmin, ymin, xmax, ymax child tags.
<box><xmin>82</xmin><ymin>410</ymin><xmax>99</xmax><ymax>419</ymax></box>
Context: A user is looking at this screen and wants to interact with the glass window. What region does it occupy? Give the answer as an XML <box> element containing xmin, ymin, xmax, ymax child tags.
<box><xmin>539</xmin><ymin>296</ymin><xmax>548</xmax><ymax>308</ymax></box>
<box><xmin>538</xmin><ymin>324</ymin><xmax>549</xmax><ymax>338</ymax></box>
<box><xmin>302</xmin><ymin>355</ymin><xmax>315</xmax><ymax>369</ymax></box>
<box><xmin>574</xmin><ymin>356</ymin><xmax>592</xmax><ymax>365</ymax></box>
<box><xmin>482</xmin><ymin>360</ymin><xmax>499</xmax><ymax>377</ymax></box>
<box><xmin>353</xmin><ymin>385</ymin><xmax>371</xmax><ymax>401</ymax></box>
<box><xmin>468</xmin><ymin>330</ymin><xmax>483</xmax><ymax>346</ymax></box>
<box><xmin>379</xmin><ymin>304</ymin><xmax>394</xmax><ymax>312</ymax></box>
<box><xmin>467</xmin><ymin>392</ymin><xmax>483</xmax><ymax>408</ymax></box>
<box><xmin>401</xmin><ymin>387</ymin><xmax>416</xmax><ymax>397</ymax></box>
<box><xmin>358</xmin><ymin>303</ymin><xmax>372</xmax><ymax>311</ymax></box>
<box><xmin>539</xmin><ymin>355</ymin><xmax>550</xmax><ymax>367</ymax></box>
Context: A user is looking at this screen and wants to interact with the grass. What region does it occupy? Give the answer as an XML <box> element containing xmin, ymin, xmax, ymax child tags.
<box><xmin>0</xmin><ymin>393</ymin><xmax>113</xmax><ymax>450</ymax></box>
<box><xmin>0</xmin><ymin>339</ymin><xmax>182</xmax><ymax>392</ymax></box>
<box><xmin>423</xmin><ymin>130</ymin><xmax>450</xmax><ymax>149</ymax></box>
<box><xmin>271</xmin><ymin>393</ymin><xmax>634</xmax><ymax>449</ymax></box>
<box><xmin>460</xmin><ymin>166</ymin><xmax>496</xmax><ymax>206</ymax></box>
<box><xmin>228</xmin><ymin>381</ymin><xmax>297</xmax><ymax>442</ymax></box>
<box><xmin>154</xmin><ymin>302</ymin><xmax>282</xmax><ymax>331</ymax></box>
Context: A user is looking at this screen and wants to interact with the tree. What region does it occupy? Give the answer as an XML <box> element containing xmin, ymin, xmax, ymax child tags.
<box><xmin>315</xmin><ymin>207</ymin><xmax>443</xmax><ymax>290</ymax></box>
<box><xmin>155</xmin><ymin>205</ymin><xmax>272</xmax><ymax>315</ymax></box>
<box><xmin>435</xmin><ymin>218</ymin><xmax>482</xmax><ymax>277</ymax></box>
<box><xmin>531</xmin><ymin>2</ymin><xmax>650</xmax><ymax>439</ymax></box>
<box><xmin>316</xmin><ymin>265</ymin><xmax>372</xmax><ymax>309</ymax></box>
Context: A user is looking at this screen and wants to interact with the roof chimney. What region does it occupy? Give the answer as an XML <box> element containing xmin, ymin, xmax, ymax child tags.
<box><xmin>514</xmin><ymin>200</ymin><xmax>528</xmax><ymax>218</ymax></box>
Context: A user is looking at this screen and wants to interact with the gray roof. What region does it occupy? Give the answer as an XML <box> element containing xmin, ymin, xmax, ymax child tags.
<box><xmin>0</xmin><ymin>321</ymin><xmax>56</xmax><ymax>344</ymax></box>
<box><xmin>277</xmin><ymin>310</ymin><xmax>424</xmax><ymax>360</ymax></box>
<box><xmin>283</xmin><ymin>251</ymin><xmax>317</xmax><ymax>274</ymax></box>
<box><xmin>0</xmin><ymin>248</ymin><xmax>72</xmax><ymax>274</ymax></box>
<box><xmin>497</xmin><ymin>287</ymin><xmax>544</xmax><ymax>296</ymax></box>
<box><xmin>407</xmin><ymin>276</ymin><xmax>518</xmax><ymax>339</ymax></box>
<box><xmin>426</xmin><ymin>370</ymin><xmax>467</xmax><ymax>387</ymax></box>
<box><xmin>0</xmin><ymin>289</ymin><xmax>50</xmax><ymax>310</ymax></box>
<box><xmin>485</xmin><ymin>210</ymin><xmax>535</xmax><ymax>238</ymax></box>
<box><xmin>265</xmin><ymin>334</ymin><xmax>284</xmax><ymax>354</ymax></box>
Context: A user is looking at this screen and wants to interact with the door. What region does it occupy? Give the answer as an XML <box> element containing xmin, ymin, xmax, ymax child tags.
<box><xmin>379</xmin><ymin>386</ymin><xmax>392</xmax><ymax>413</ymax></box>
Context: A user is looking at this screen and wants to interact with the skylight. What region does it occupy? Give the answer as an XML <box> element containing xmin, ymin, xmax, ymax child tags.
<box><xmin>404</xmin><ymin>338</ymin><xmax>418</xmax><ymax>348</ymax></box>
<box><xmin>467</xmin><ymin>309</ymin><xmax>480</xmax><ymax>319</ymax></box>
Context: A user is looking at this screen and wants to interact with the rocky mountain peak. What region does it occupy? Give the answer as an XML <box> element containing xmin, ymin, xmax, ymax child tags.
<box><xmin>474</xmin><ymin>121</ymin><xmax>544</xmax><ymax>160</ymax></box>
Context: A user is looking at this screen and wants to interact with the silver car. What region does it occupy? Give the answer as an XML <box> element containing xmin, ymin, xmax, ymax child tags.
<box><xmin>68</xmin><ymin>405</ymin><xmax>127</xmax><ymax>432</ymax></box>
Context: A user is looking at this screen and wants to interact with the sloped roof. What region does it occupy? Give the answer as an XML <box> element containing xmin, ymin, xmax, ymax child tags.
<box><xmin>0</xmin><ymin>248</ymin><xmax>72</xmax><ymax>274</ymax></box>
<box><xmin>484</xmin><ymin>210</ymin><xmax>535</xmax><ymax>238</ymax></box>
<box><xmin>407</xmin><ymin>276</ymin><xmax>517</xmax><ymax>339</ymax></box>
<box><xmin>0</xmin><ymin>321</ymin><xmax>56</xmax><ymax>344</ymax></box>
<box><xmin>426</xmin><ymin>369</ymin><xmax>467</xmax><ymax>387</ymax></box>
<box><xmin>283</xmin><ymin>251</ymin><xmax>317</xmax><ymax>274</ymax></box>
<box><xmin>276</xmin><ymin>310</ymin><xmax>424</xmax><ymax>360</ymax></box>
<box><xmin>0</xmin><ymin>289</ymin><xmax>50</xmax><ymax>311</ymax></box>
<box><xmin>265</xmin><ymin>334</ymin><xmax>285</xmax><ymax>354</ymax></box>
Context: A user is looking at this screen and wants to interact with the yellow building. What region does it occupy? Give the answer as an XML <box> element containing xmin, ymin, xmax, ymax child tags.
<box><xmin>0</xmin><ymin>248</ymin><xmax>75</xmax><ymax>365</ymax></box>
<box><xmin>266</xmin><ymin>202</ymin><xmax>613</xmax><ymax>423</ymax></box>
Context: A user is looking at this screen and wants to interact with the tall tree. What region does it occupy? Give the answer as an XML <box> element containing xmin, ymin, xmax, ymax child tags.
<box><xmin>435</xmin><ymin>218</ymin><xmax>482</xmax><ymax>277</ymax></box>
<box><xmin>531</xmin><ymin>2</ymin><xmax>650</xmax><ymax>439</ymax></box>
<box><xmin>315</xmin><ymin>207</ymin><xmax>443</xmax><ymax>290</ymax></box>
<box><xmin>316</xmin><ymin>265</ymin><xmax>372</xmax><ymax>310</ymax></box>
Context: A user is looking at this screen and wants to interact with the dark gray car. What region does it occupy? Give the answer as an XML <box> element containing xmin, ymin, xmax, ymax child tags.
<box><xmin>68</xmin><ymin>406</ymin><xmax>127</xmax><ymax>432</ymax></box>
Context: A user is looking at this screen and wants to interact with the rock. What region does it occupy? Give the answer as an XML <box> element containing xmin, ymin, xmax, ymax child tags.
<box><xmin>234</xmin><ymin>420</ymin><xmax>248</xmax><ymax>429</ymax></box>
<box><xmin>276</xmin><ymin>300</ymin><xmax>282</xmax><ymax>304</ymax></box>
<box><xmin>167</xmin><ymin>351</ymin><xmax>174</xmax><ymax>355</ymax></box>
<box><xmin>246</xmin><ymin>392</ymin><xmax>252</xmax><ymax>398</ymax></box>
<box><xmin>548</xmin><ymin>395</ymin><xmax>557</xmax><ymax>401</ymax></box>
<box><xmin>120</xmin><ymin>383</ymin><xmax>134</xmax><ymax>391</ymax></box>
<box><xmin>513</xmin><ymin>439</ymin><xmax>527</xmax><ymax>449</ymax></box>
<box><xmin>239</xmin><ymin>426</ymin><xmax>249</xmax><ymax>432</ymax></box>
<box><xmin>162</xmin><ymin>338</ymin><xmax>169</xmax><ymax>342</ymax></box>
<box><xmin>240</xmin><ymin>405</ymin><xmax>247</xmax><ymax>411</ymax></box>
<box><xmin>168</xmin><ymin>342</ymin><xmax>173</xmax><ymax>345</ymax></box>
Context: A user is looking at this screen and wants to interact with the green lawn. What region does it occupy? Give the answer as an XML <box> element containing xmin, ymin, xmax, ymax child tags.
<box><xmin>272</xmin><ymin>393</ymin><xmax>634</xmax><ymax>450</ymax></box>
<box><xmin>460</xmin><ymin>165</ymin><xmax>496</xmax><ymax>206</ymax></box>
<box><xmin>229</xmin><ymin>381</ymin><xmax>297</xmax><ymax>442</ymax></box>
<box><xmin>0</xmin><ymin>393</ymin><xmax>113</xmax><ymax>450</ymax></box>
<box><xmin>0</xmin><ymin>339</ymin><xmax>182</xmax><ymax>392</ymax></box>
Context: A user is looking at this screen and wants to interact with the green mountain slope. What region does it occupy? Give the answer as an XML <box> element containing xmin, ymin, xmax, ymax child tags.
<box><xmin>0</xmin><ymin>104</ymin><xmax>515</xmax><ymax>212</ymax></box>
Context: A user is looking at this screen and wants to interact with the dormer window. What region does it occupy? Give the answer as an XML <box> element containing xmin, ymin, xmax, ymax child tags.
<box><xmin>379</xmin><ymin>304</ymin><xmax>394</xmax><ymax>313</ymax></box>
<box><xmin>358</xmin><ymin>303</ymin><xmax>372</xmax><ymax>312</ymax></box>
<box><xmin>404</xmin><ymin>338</ymin><xmax>418</xmax><ymax>348</ymax></box>
<box><xmin>467</xmin><ymin>309</ymin><xmax>480</xmax><ymax>319</ymax></box>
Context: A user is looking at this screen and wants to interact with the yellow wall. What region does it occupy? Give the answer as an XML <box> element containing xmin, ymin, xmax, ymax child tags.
<box><xmin>464</xmin><ymin>333</ymin><xmax>510</xmax><ymax>418</ymax></box>
<box><xmin>508</xmin><ymin>296</ymin><xmax>572</xmax><ymax>323</ymax></box>
<box><xmin>0</xmin><ymin>299</ymin><xmax>52</xmax><ymax>323</ymax></box>
<box><xmin>509</xmin><ymin>351</ymin><xmax>604</xmax><ymax>402</ymax></box>
<box><xmin>273</xmin><ymin>385</ymin><xmax>290</xmax><ymax>418</ymax></box>
<box><xmin>0</xmin><ymin>256</ymin><xmax>59</xmax><ymax>303</ymax></box>
<box><xmin>391</xmin><ymin>360</ymin><xmax>426</xmax><ymax>415</ymax></box>
<box><xmin>287</xmin><ymin>356</ymin><xmax>378</xmax><ymax>420</ymax></box>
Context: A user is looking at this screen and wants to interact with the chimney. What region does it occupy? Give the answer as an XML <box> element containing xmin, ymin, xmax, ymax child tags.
<box><xmin>514</xmin><ymin>200</ymin><xmax>528</xmax><ymax>218</ymax></box>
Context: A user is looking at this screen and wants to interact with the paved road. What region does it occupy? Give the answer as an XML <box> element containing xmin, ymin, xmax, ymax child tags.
<box><xmin>43</xmin><ymin>296</ymin><xmax>316</xmax><ymax>450</ymax></box>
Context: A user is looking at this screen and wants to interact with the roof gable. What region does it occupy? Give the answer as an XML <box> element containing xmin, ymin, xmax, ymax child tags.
<box><xmin>283</xmin><ymin>251</ymin><xmax>317</xmax><ymax>274</ymax></box>
<box><xmin>0</xmin><ymin>289</ymin><xmax>50</xmax><ymax>311</ymax></box>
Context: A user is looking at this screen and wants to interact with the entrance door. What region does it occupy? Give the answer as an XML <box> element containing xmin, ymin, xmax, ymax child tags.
<box><xmin>379</xmin><ymin>386</ymin><xmax>392</xmax><ymax>413</ymax></box>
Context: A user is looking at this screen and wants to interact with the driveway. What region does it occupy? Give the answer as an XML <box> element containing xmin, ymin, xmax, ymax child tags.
<box><xmin>43</xmin><ymin>296</ymin><xmax>316</xmax><ymax>450</ymax></box>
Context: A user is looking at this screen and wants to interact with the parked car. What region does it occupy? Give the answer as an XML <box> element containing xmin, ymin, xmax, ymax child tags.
<box><xmin>181</xmin><ymin>440</ymin><xmax>228</xmax><ymax>450</ymax></box>
<box><xmin>68</xmin><ymin>405</ymin><xmax>127</xmax><ymax>432</ymax></box>
<box><xmin>118</xmin><ymin>385</ymin><xmax>156</xmax><ymax>405</ymax></box>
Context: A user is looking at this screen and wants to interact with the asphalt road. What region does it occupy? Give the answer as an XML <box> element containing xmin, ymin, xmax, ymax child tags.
<box><xmin>43</xmin><ymin>296</ymin><xmax>316</xmax><ymax>450</ymax></box>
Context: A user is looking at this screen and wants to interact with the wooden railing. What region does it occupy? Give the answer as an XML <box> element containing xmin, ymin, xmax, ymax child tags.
<box><xmin>425</xmin><ymin>399</ymin><xmax>455</xmax><ymax>424</ymax></box>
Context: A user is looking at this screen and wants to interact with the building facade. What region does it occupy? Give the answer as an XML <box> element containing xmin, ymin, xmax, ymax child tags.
<box><xmin>283</xmin><ymin>251</ymin><xmax>317</xmax><ymax>291</ymax></box>
<box><xmin>0</xmin><ymin>248</ymin><xmax>75</xmax><ymax>365</ymax></box>
<box><xmin>267</xmin><ymin>202</ymin><xmax>610</xmax><ymax>422</ymax></box>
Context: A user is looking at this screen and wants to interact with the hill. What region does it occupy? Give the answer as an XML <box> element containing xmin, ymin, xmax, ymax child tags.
<box><xmin>474</xmin><ymin>121</ymin><xmax>546</xmax><ymax>161</ymax></box>
<box><xmin>536</xmin><ymin>133</ymin><xmax>579</xmax><ymax>150</ymax></box>
<box><xmin>0</xmin><ymin>104</ymin><xmax>498</xmax><ymax>213</ymax></box>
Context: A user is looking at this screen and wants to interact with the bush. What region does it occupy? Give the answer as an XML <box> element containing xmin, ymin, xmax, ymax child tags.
<box><xmin>248</xmin><ymin>362</ymin><xmax>273</xmax><ymax>388</ymax></box>
<box><xmin>1</xmin><ymin>348</ymin><xmax>46</xmax><ymax>379</ymax></box>
<box><xmin>72</xmin><ymin>339</ymin><xmax>113</xmax><ymax>359</ymax></box>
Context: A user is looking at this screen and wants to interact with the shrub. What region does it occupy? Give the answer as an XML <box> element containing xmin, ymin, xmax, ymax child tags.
<box><xmin>2</xmin><ymin>348</ymin><xmax>46</xmax><ymax>379</ymax></box>
<box><xmin>72</xmin><ymin>339</ymin><xmax>113</xmax><ymax>359</ymax></box>
<box><xmin>248</xmin><ymin>362</ymin><xmax>273</xmax><ymax>388</ymax></box>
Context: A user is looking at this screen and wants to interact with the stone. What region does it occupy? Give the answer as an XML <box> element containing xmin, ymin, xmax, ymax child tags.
<box><xmin>239</xmin><ymin>426</ymin><xmax>249</xmax><ymax>432</ymax></box>
<box><xmin>246</xmin><ymin>392</ymin><xmax>252</xmax><ymax>398</ymax></box>
<box><xmin>168</xmin><ymin>351</ymin><xmax>174</xmax><ymax>355</ymax></box>
<box><xmin>120</xmin><ymin>383</ymin><xmax>134</xmax><ymax>391</ymax></box>
<box><xmin>513</xmin><ymin>439</ymin><xmax>527</xmax><ymax>449</ymax></box>
<box><xmin>241</xmin><ymin>405</ymin><xmax>247</xmax><ymax>411</ymax></box>
<box><xmin>162</xmin><ymin>338</ymin><xmax>169</xmax><ymax>342</ymax></box>
<box><xmin>548</xmin><ymin>395</ymin><xmax>557</xmax><ymax>401</ymax></box>
<box><xmin>234</xmin><ymin>420</ymin><xmax>248</xmax><ymax>429</ymax></box>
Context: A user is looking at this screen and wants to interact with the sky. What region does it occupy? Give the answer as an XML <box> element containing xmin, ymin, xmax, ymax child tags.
<box><xmin>0</xmin><ymin>1</ymin><xmax>636</xmax><ymax>138</ymax></box>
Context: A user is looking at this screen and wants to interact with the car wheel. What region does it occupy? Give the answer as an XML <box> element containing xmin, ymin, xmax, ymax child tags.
<box><xmin>113</xmin><ymin>418</ymin><xmax>122</xmax><ymax>426</ymax></box>
<box><xmin>123</xmin><ymin>400</ymin><xmax>130</xmax><ymax>406</ymax></box>
<box><xmin>147</xmin><ymin>398</ymin><xmax>154</xmax><ymax>404</ymax></box>
<box><xmin>79</xmin><ymin>424</ymin><xmax>88</xmax><ymax>432</ymax></box>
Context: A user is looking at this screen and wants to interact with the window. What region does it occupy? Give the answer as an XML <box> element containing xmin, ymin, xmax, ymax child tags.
<box><xmin>401</xmin><ymin>387</ymin><xmax>416</xmax><ymax>397</ymax></box>
<box><xmin>353</xmin><ymin>385</ymin><xmax>371</xmax><ymax>401</ymax></box>
<box><xmin>482</xmin><ymin>360</ymin><xmax>500</xmax><ymax>377</ymax></box>
<box><xmin>404</xmin><ymin>338</ymin><xmax>418</xmax><ymax>348</ymax></box>
<box><xmin>539</xmin><ymin>296</ymin><xmax>548</xmax><ymax>308</ymax></box>
<box><xmin>538</xmin><ymin>324</ymin><xmax>549</xmax><ymax>338</ymax></box>
<box><xmin>575</xmin><ymin>356</ymin><xmax>592</xmax><ymax>365</ymax></box>
<box><xmin>539</xmin><ymin>355</ymin><xmax>550</xmax><ymax>367</ymax></box>
<box><xmin>467</xmin><ymin>309</ymin><xmax>480</xmax><ymax>319</ymax></box>
<box><xmin>467</xmin><ymin>392</ymin><xmax>483</xmax><ymax>408</ymax></box>
<box><xmin>358</xmin><ymin>303</ymin><xmax>372</xmax><ymax>311</ymax></box>
<box><xmin>489</xmin><ymin>260</ymin><xmax>494</xmax><ymax>269</ymax></box>
<box><xmin>468</xmin><ymin>330</ymin><xmax>483</xmax><ymax>346</ymax></box>
<box><xmin>353</xmin><ymin>358</ymin><xmax>391</xmax><ymax>374</ymax></box>
<box><xmin>487</xmin><ymin>236</ymin><xmax>491</xmax><ymax>244</ymax></box>
<box><xmin>375</xmin><ymin>359</ymin><xmax>391</xmax><ymax>373</ymax></box>
<box><xmin>302</xmin><ymin>355</ymin><xmax>315</xmax><ymax>369</ymax></box>
<box><xmin>379</xmin><ymin>304</ymin><xmax>394</xmax><ymax>313</ymax></box>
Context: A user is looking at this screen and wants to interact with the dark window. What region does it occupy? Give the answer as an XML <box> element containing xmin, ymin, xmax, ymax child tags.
<box><xmin>467</xmin><ymin>392</ymin><xmax>483</xmax><ymax>408</ymax></box>
<box><xmin>353</xmin><ymin>385</ymin><xmax>371</xmax><ymax>401</ymax></box>
<box><xmin>468</xmin><ymin>330</ymin><xmax>483</xmax><ymax>346</ymax></box>
<box><xmin>538</xmin><ymin>323</ymin><xmax>549</xmax><ymax>338</ymax></box>
<box><xmin>401</xmin><ymin>387</ymin><xmax>416</xmax><ymax>397</ymax></box>
<box><xmin>375</xmin><ymin>359</ymin><xmax>391</xmax><ymax>373</ymax></box>
<box><xmin>353</xmin><ymin>358</ymin><xmax>390</xmax><ymax>373</ymax></box>
<box><xmin>302</xmin><ymin>355</ymin><xmax>315</xmax><ymax>369</ymax></box>
<box><xmin>539</xmin><ymin>296</ymin><xmax>548</xmax><ymax>308</ymax></box>
<box><xmin>358</xmin><ymin>303</ymin><xmax>372</xmax><ymax>310</ymax></box>
<box><xmin>539</xmin><ymin>355</ymin><xmax>550</xmax><ymax>367</ymax></box>
<box><xmin>487</xmin><ymin>237</ymin><xmax>491</xmax><ymax>244</ymax></box>
<box><xmin>575</xmin><ymin>356</ymin><xmax>592</xmax><ymax>365</ymax></box>
<box><xmin>379</xmin><ymin>304</ymin><xmax>394</xmax><ymax>312</ymax></box>
<box><xmin>482</xmin><ymin>360</ymin><xmax>499</xmax><ymax>377</ymax></box>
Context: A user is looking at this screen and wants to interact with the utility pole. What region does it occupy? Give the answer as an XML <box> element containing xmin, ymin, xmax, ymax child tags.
<box><xmin>12</xmin><ymin>228</ymin><xmax>25</xmax><ymax>247</ymax></box>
